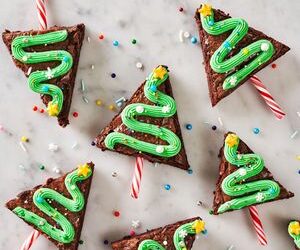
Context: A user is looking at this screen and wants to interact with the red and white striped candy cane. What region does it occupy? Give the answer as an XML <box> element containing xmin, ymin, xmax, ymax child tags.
<box><xmin>131</xmin><ymin>157</ymin><xmax>144</xmax><ymax>199</ymax></box>
<box><xmin>250</xmin><ymin>75</ymin><xmax>285</xmax><ymax>120</ymax></box>
<box><xmin>36</xmin><ymin>0</ymin><xmax>47</xmax><ymax>30</ymax></box>
<box><xmin>248</xmin><ymin>206</ymin><xmax>268</xmax><ymax>246</ymax></box>
<box><xmin>19</xmin><ymin>230</ymin><xmax>41</xmax><ymax>250</ymax></box>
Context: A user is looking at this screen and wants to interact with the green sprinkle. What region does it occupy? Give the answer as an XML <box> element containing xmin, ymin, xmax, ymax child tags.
<box><xmin>79</xmin><ymin>240</ymin><xmax>84</xmax><ymax>244</ymax></box>
<box><xmin>131</xmin><ymin>39</ymin><xmax>137</xmax><ymax>44</ymax></box>
<box><xmin>39</xmin><ymin>165</ymin><xmax>45</xmax><ymax>170</ymax></box>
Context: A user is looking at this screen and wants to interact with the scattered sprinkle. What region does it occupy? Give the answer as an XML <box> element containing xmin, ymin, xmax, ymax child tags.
<box><xmin>291</xmin><ymin>130</ymin><xmax>298</xmax><ymax>139</ymax></box>
<box><xmin>39</xmin><ymin>165</ymin><xmax>45</xmax><ymax>170</ymax></box>
<box><xmin>72</xmin><ymin>112</ymin><xmax>79</xmax><ymax>118</ymax></box>
<box><xmin>131</xmin><ymin>39</ymin><xmax>137</xmax><ymax>44</ymax></box>
<box><xmin>71</xmin><ymin>142</ymin><xmax>78</xmax><ymax>149</ymax></box>
<box><xmin>209</xmin><ymin>210</ymin><xmax>213</xmax><ymax>215</ymax></box>
<box><xmin>91</xmin><ymin>141</ymin><xmax>96</xmax><ymax>146</ymax></box>
<box><xmin>164</xmin><ymin>184</ymin><xmax>171</xmax><ymax>190</ymax></box>
<box><xmin>21</xmin><ymin>136</ymin><xmax>29</xmax><ymax>142</ymax></box>
<box><xmin>154</xmin><ymin>163</ymin><xmax>159</xmax><ymax>168</ymax></box>
<box><xmin>108</xmin><ymin>104</ymin><xmax>116</xmax><ymax>111</ymax></box>
<box><xmin>111</xmin><ymin>73</ymin><xmax>116</xmax><ymax>78</ymax></box>
<box><xmin>187</xmin><ymin>168</ymin><xmax>193</xmax><ymax>174</ymax></box>
<box><xmin>26</xmin><ymin>67</ymin><xmax>32</xmax><ymax>76</ymax></box>
<box><xmin>227</xmin><ymin>245</ymin><xmax>235</xmax><ymax>250</ymax></box>
<box><xmin>218</xmin><ymin>117</ymin><xmax>223</xmax><ymax>126</ymax></box>
<box><xmin>39</xmin><ymin>108</ymin><xmax>44</xmax><ymax>113</ymax></box>
<box><xmin>113</xmin><ymin>40</ymin><xmax>119</xmax><ymax>47</ymax></box>
<box><xmin>80</xmin><ymin>80</ymin><xmax>86</xmax><ymax>92</ymax></box>
<box><xmin>197</xmin><ymin>201</ymin><xmax>203</xmax><ymax>206</ymax></box>
<box><xmin>82</xmin><ymin>96</ymin><xmax>89</xmax><ymax>103</ymax></box>
<box><xmin>33</xmin><ymin>105</ymin><xmax>38</xmax><ymax>111</ymax></box>
<box><xmin>103</xmin><ymin>240</ymin><xmax>109</xmax><ymax>245</ymax></box>
<box><xmin>79</xmin><ymin>240</ymin><xmax>84</xmax><ymax>245</ymax></box>
<box><xmin>163</xmin><ymin>240</ymin><xmax>168</xmax><ymax>246</ymax></box>
<box><xmin>18</xmin><ymin>164</ymin><xmax>25</xmax><ymax>170</ymax></box>
<box><xmin>136</xmin><ymin>62</ymin><xmax>143</xmax><ymax>69</ymax></box>
<box><xmin>191</xmin><ymin>36</ymin><xmax>198</xmax><ymax>44</ymax></box>
<box><xmin>115</xmin><ymin>97</ymin><xmax>127</xmax><ymax>107</ymax></box>
<box><xmin>185</xmin><ymin>124</ymin><xmax>193</xmax><ymax>130</ymax></box>
<box><xmin>91</xmin><ymin>64</ymin><xmax>95</xmax><ymax>70</ymax></box>
<box><xmin>87</xmin><ymin>36</ymin><xmax>91</xmax><ymax>43</ymax></box>
<box><xmin>113</xmin><ymin>211</ymin><xmax>120</xmax><ymax>217</ymax></box>
<box><xmin>52</xmin><ymin>166</ymin><xmax>61</xmax><ymax>174</ymax></box>
<box><xmin>183</xmin><ymin>31</ymin><xmax>190</xmax><ymax>38</ymax></box>
<box><xmin>271</xmin><ymin>63</ymin><xmax>277</xmax><ymax>69</ymax></box>
<box><xmin>95</xmin><ymin>99</ymin><xmax>103</xmax><ymax>106</ymax></box>
<box><xmin>298</xmin><ymin>170</ymin><xmax>300</xmax><ymax>175</ymax></box>
<box><xmin>253</xmin><ymin>127</ymin><xmax>260</xmax><ymax>134</ymax></box>
<box><xmin>48</xmin><ymin>143</ymin><xmax>59</xmax><ymax>152</ymax></box>
<box><xmin>99</xmin><ymin>34</ymin><xmax>104</xmax><ymax>40</ymax></box>
<box><xmin>211</xmin><ymin>125</ymin><xmax>217</xmax><ymax>131</ymax></box>
<box><xmin>131</xmin><ymin>220</ymin><xmax>141</xmax><ymax>229</ymax></box>
<box><xmin>112</xmin><ymin>171</ymin><xmax>117</xmax><ymax>177</ymax></box>
<box><xmin>19</xmin><ymin>142</ymin><xmax>27</xmax><ymax>152</ymax></box>
<box><xmin>129</xmin><ymin>229</ymin><xmax>135</xmax><ymax>236</ymax></box>
<box><xmin>297</xmin><ymin>111</ymin><xmax>300</xmax><ymax>117</ymax></box>
<box><xmin>179</xmin><ymin>30</ymin><xmax>184</xmax><ymax>43</ymax></box>
<box><xmin>179</xmin><ymin>7</ymin><xmax>184</xmax><ymax>12</ymax></box>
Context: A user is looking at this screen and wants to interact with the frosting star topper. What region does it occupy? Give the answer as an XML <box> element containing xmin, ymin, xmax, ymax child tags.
<box><xmin>47</xmin><ymin>102</ymin><xmax>59</xmax><ymax>117</ymax></box>
<box><xmin>199</xmin><ymin>4</ymin><xmax>212</xmax><ymax>17</ymax></box>
<box><xmin>153</xmin><ymin>66</ymin><xmax>167</xmax><ymax>80</ymax></box>
<box><xmin>192</xmin><ymin>220</ymin><xmax>205</xmax><ymax>234</ymax></box>
<box><xmin>77</xmin><ymin>163</ymin><xmax>91</xmax><ymax>177</ymax></box>
<box><xmin>225</xmin><ymin>133</ymin><xmax>239</xmax><ymax>148</ymax></box>
<box><xmin>290</xmin><ymin>221</ymin><xmax>300</xmax><ymax>235</ymax></box>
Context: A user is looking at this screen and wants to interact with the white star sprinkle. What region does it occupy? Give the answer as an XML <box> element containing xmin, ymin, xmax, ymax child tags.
<box><xmin>179</xmin><ymin>229</ymin><xmax>188</xmax><ymax>238</ymax></box>
<box><xmin>255</xmin><ymin>192</ymin><xmax>265</xmax><ymax>202</ymax></box>
<box><xmin>131</xmin><ymin>220</ymin><xmax>140</xmax><ymax>229</ymax></box>
<box><xmin>229</xmin><ymin>76</ymin><xmax>237</xmax><ymax>86</ymax></box>
<box><xmin>162</xmin><ymin>105</ymin><xmax>171</xmax><ymax>113</ymax></box>
<box><xmin>238</xmin><ymin>168</ymin><xmax>247</xmax><ymax>176</ymax></box>
<box><xmin>45</xmin><ymin>67</ymin><xmax>54</xmax><ymax>79</ymax></box>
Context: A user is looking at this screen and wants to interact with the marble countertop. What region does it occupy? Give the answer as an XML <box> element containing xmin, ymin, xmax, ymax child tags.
<box><xmin>0</xmin><ymin>0</ymin><xmax>299</xmax><ymax>249</ymax></box>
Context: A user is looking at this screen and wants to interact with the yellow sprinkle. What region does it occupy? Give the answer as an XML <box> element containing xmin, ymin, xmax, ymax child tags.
<box><xmin>108</xmin><ymin>104</ymin><xmax>116</xmax><ymax>111</ymax></box>
<box><xmin>95</xmin><ymin>99</ymin><xmax>102</xmax><ymax>106</ymax></box>
<box><xmin>199</xmin><ymin>4</ymin><xmax>212</xmax><ymax>17</ymax></box>
<box><xmin>21</xmin><ymin>136</ymin><xmax>29</xmax><ymax>142</ymax></box>
<box><xmin>296</xmin><ymin>155</ymin><xmax>300</xmax><ymax>160</ymax></box>
<box><xmin>47</xmin><ymin>102</ymin><xmax>59</xmax><ymax>116</ymax></box>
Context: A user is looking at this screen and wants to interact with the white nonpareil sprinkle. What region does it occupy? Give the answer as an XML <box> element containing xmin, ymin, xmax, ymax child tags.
<box><xmin>48</xmin><ymin>143</ymin><xmax>59</xmax><ymax>152</ymax></box>
<box><xmin>131</xmin><ymin>220</ymin><xmax>140</xmax><ymax>229</ymax></box>
<box><xmin>91</xmin><ymin>64</ymin><xmax>95</xmax><ymax>70</ymax></box>
<box><xmin>291</xmin><ymin>130</ymin><xmax>299</xmax><ymax>139</ymax></box>
<box><xmin>52</xmin><ymin>167</ymin><xmax>61</xmax><ymax>174</ymax></box>
<box><xmin>163</xmin><ymin>240</ymin><xmax>168</xmax><ymax>246</ymax></box>
<box><xmin>18</xmin><ymin>164</ymin><xmax>25</xmax><ymax>169</ymax></box>
<box><xmin>19</xmin><ymin>142</ymin><xmax>27</xmax><ymax>152</ymax></box>
<box><xmin>136</xmin><ymin>62</ymin><xmax>143</xmax><ymax>69</ymax></box>
<box><xmin>179</xmin><ymin>30</ymin><xmax>184</xmax><ymax>42</ymax></box>
<box><xmin>156</xmin><ymin>145</ymin><xmax>164</xmax><ymax>153</ymax></box>
<box><xmin>297</xmin><ymin>111</ymin><xmax>300</xmax><ymax>117</ymax></box>
<box><xmin>183</xmin><ymin>31</ymin><xmax>190</xmax><ymax>38</ymax></box>
<box><xmin>87</xmin><ymin>36</ymin><xmax>91</xmax><ymax>43</ymax></box>
<box><xmin>227</xmin><ymin>245</ymin><xmax>235</xmax><ymax>250</ymax></box>
<box><xmin>136</xmin><ymin>105</ymin><xmax>144</xmax><ymax>113</ymax></box>
<box><xmin>260</xmin><ymin>43</ymin><xmax>269</xmax><ymax>51</ymax></box>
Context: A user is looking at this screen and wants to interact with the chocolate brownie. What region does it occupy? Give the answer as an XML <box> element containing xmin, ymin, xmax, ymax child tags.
<box><xmin>2</xmin><ymin>24</ymin><xmax>85</xmax><ymax>127</ymax></box>
<box><xmin>95</xmin><ymin>75</ymin><xmax>190</xmax><ymax>170</ymax></box>
<box><xmin>6</xmin><ymin>163</ymin><xmax>94</xmax><ymax>250</ymax></box>
<box><xmin>213</xmin><ymin>133</ymin><xmax>294</xmax><ymax>214</ymax></box>
<box><xmin>195</xmin><ymin>7</ymin><xmax>290</xmax><ymax>106</ymax></box>
<box><xmin>112</xmin><ymin>217</ymin><xmax>201</xmax><ymax>250</ymax></box>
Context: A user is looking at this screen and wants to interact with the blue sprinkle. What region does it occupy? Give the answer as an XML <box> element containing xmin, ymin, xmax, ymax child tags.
<box><xmin>224</xmin><ymin>41</ymin><xmax>231</xmax><ymax>48</ymax></box>
<box><xmin>187</xmin><ymin>168</ymin><xmax>193</xmax><ymax>174</ymax></box>
<box><xmin>103</xmin><ymin>240</ymin><xmax>109</xmax><ymax>245</ymax></box>
<box><xmin>63</xmin><ymin>56</ymin><xmax>69</xmax><ymax>62</ymax></box>
<box><xmin>113</xmin><ymin>40</ymin><xmax>119</xmax><ymax>46</ymax></box>
<box><xmin>185</xmin><ymin>124</ymin><xmax>192</xmax><ymax>130</ymax></box>
<box><xmin>36</xmin><ymin>196</ymin><xmax>44</xmax><ymax>203</ymax></box>
<box><xmin>111</xmin><ymin>73</ymin><xmax>116</xmax><ymax>78</ymax></box>
<box><xmin>91</xmin><ymin>141</ymin><xmax>96</xmax><ymax>146</ymax></box>
<box><xmin>253</xmin><ymin>128</ymin><xmax>260</xmax><ymax>134</ymax></box>
<box><xmin>298</xmin><ymin>169</ymin><xmax>300</xmax><ymax>174</ymax></box>
<box><xmin>202</xmin><ymin>229</ymin><xmax>208</xmax><ymax>235</ymax></box>
<box><xmin>191</xmin><ymin>36</ymin><xmax>198</xmax><ymax>44</ymax></box>
<box><xmin>164</xmin><ymin>184</ymin><xmax>171</xmax><ymax>190</ymax></box>
<box><xmin>42</xmin><ymin>86</ymin><xmax>49</xmax><ymax>92</ymax></box>
<box><xmin>150</xmin><ymin>85</ymin><xmax>157</xmax><ymax>92</ymax></box>
<box><xmin>208</xmin><ymin>20</ymin><xmax>214</xmax><ymax>26</ymax></box>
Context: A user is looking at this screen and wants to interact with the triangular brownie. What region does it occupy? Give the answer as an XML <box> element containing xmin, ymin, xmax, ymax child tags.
<box><xmin>6</xmin><ymin>162</ymin><xmax>94</xmax><ymax>250</ymax></box>
<box><xmin>111</xmin><ymin>217</ymin><xmax>205</xmax><ymax>250</ymax></box>
<box><xmin>2</xmin><ymin>24</ymin><xmax>85</xmax><ymax>127</ymax></box>
<box><xmin>213</xmin><ymin>132</ymin><xmax>294</xmax><ymax>215</ymax></box>
<box><xmin>95</xmin><ymin>66</ymin><xmax>190</xmax><ymax>170</ymax></box>
<box><xmin>195</xmin><ymin>4</ymin><xmax>290</xmax><ymax>106</ymax></box>
<box><xmin>288</xmin><ymin>220</ymin><xmax>300</xmax><ymax>249</ymax></box>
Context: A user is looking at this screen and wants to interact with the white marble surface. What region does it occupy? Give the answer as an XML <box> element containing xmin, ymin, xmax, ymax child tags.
<box><xmin>0</xmin><ymin>0</ymin><xmax>300</xmax><ymax>249</ymax></box>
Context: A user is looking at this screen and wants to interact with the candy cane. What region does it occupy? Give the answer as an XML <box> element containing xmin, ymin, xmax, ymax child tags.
<box><xmin>248</xmin><ymin>206</ymin><xmax>268</xmax><ymax>246</ymax></box>
<box><xmin>249</xmin><ymin>75</ymin><xmax>285</xmax><ymax>120</ymax></box>
<box><xmin>130</xmin><ymin>157</ymin><xmax>144</xmax><ymax>199</ymax></box>
<box><xmin>19</xmin><ymin>230</ymin><xmax>41</xmax><ymax>250</ymax></box>
<box><xmin>36</xmin><ymin>0</ymin><xmax>47</xmax><ymax>30</ymax></box>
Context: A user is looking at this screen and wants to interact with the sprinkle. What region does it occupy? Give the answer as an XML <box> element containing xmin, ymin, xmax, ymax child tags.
<box><xmin>80</xmin><ymin>80</ymin><xmax>85</xmax><ymax>92</ymax></box>
<box><xmin>136</xmin><ymin>62</ymin><xmax>143</xmax><ymax>69</ymax></box>
<box><xmin>197</xmin><ymin>201</ymin><xmax>203</xmax><ymax>206</ymax></box>
<box><xmin>113</xmin><ymin>40</ymin><xmax>119</xmax><ymax>46</ymax></box>
<box><xmin>73</xmin><ymin>112</ymin><xmax>79</xmax><ymax>118</ymax></box>
<box><xmin>253</xmin><ymin>127</ymin><xmax>260</xmax><ymax>134</ymax></box>
<box><xmin>150</xmin><ymin>85</ymin><xmax>157</xmax><ymax>92</ymax></box>
<box><xmin>179</xmin><ymin>30</ymin><xmax>184</xmax><ymax>43</ymax></box>
<box><xmin>224</xmin><ymin>41</ymin><xmax>231</xmax><ymax>49</ymax></box>
<box><xmin>218</xmin><ymin>117</ymin><xmax>223</xmax><ymax>126</ymax></box>
<box><xmin>21</xmin><ymin>136</ymin><xmax>29</xmax><ymax>142</ymax></box>
<box><xmin>95</xmin><ymin>99</ymin><xmax>103</xmax><ymax>106</ymax></box>
<box><xmin>164</xmin><ymin>184</ymin><xmax>171</xmax><ymax>190</ymax></box>
<box><xmin>154</xmin><ymin>163</ymin><xmax>159</xmax><ymax>168</ymax></box>
<box><xmin>63</xmin><ymin>56</ymin><xmax>69</xmax><ymax>63</ymax></box>
<box><xmin>91</xmin><ymin>141</ymin><xmax>96</xmax><ymax>146</ymax></box>
<box><xmin>191</xmin><ymin>36</ymin><xmax>198</xmax><ymax>44</ymax></box>
<box><xmin>211</xmin><ymin>125</ymin><xmax>217</xmax><ymax>131</ymax></box>
<box><xmin>163</xmin><ymin>240</ymin><xmax>168</xmax><ymax>246</ymax></box>
<box><xmin>185</xmin><ymin>124</ymin><xmax>192</xmax><ymax>130</ymax></box>
<box><xmin>82</xmin><ymin>96</ymin><xmax>89</xmax><ymax>103</ymax></box>
<box><xmin>108</xmin><ymin>104</ymin><xmax>116</xmax><ymax>111</ymax></box>
<box><xmin>87</xmin><ymin>36</ymin><xmax>91</xmax><ymax>43</ymax></box>
<box><xmin>103</xmin><ymin>240</ymin><xmax>109</xmax><ymax>245</ymax></box>
<box><xmin>131</xmin><ymin>220</ymin><xmax>140</xmax><ymax>229</ymax></box>
<box><xmin>271</xmin><ymin>63</ymin><xmax>277</xmax><ymax>69</ymax></box>
<box><xmin>156</xmin><ymin>145</ymin><xmax>164</xmax><ymax>153</ymax></box>
<box><xmin>45</xmin><ymin>67</ymin><xmax>54</xmax><ymax>79</ymax></box>
<box><xmin>48</xmin><ymin>143</ymin><xmax>59</xmax><ymax>152</ymax></box>
<box><xmin>291</xmin><ymin>130</ymin><xmax>299</xmax><ymax>139</ymax></box>
<box><xmin>39</xmin><ymin>165</ymin><xmax>45</xmax><ymax>170</ymax></box>
<box><xmin>36</xmin><ymin>196</ymin><xmax>44</xmax><ymax>203</ymax></box>
<box><xmin>129</xmin><ymin>230</ymin><xmax>135</xmax><ymax>236</ymax></box>
<box><xmin>183</xmin><ymin>31</ymin><xmax>190</xmax><ymax>38</ymax></box>
<box><xmin>179</xmin><ymin>7</ymin><xmax>184</xmax><ymax>12</ymax></box>
<box><xmin>112</xmin><ymin>171</ymin><xmax>118</xmax><ymax>177</ymax></box>
<box><xmin>71</xmin><ymin>142</ymin><xmax>78</xmax><ymax>149</ymax></box>
<box><xmin>208</xmin><ymin>20</ymin><xmax>214</xmax><ymax>26</ymax></box>
<box><xmin>260</xmin><ymin>43</ymin><xmax>269</xmax><ymax>51</ymax></box>
<box><xmin>297</xmin><ymin>111</ymin><xmax>300</xmax><ymax>117</ymax></box>
<box><xmin>113</xmin><ymin>211</ymin><xmax>120</xmax><ymax>217</ymax></box>
<box><xmin>91</xmin><ymin>64</ymin><xmax>95</xmax><ymax>70</ymax></box>
<box><xmin>131</xmin><ymin>39</ymin><xmax>137</xmax><ymax>44</ymax></box>
<box><xmin>18</xmin><ymin>164</ymin><xmax>25</xmax><ymax>170</ymax></box>
<box><xmin>27</xmin><ymin>67</ymin><xmax>32</xmax><ymax>76</ymax></box>
<box><xmin>52</xmin><ymin>167</ymin><xmax>61</xmax><ymax>174</ymax></box>
<box><xmin>115</xmin><ymin>97</ymin><xmax>126</xmax><ymax>107</ymax></box>
<box><xmin>40</xmin><ymin>108</ymin><xmax>44</xmax><ymax>113</ymax></box>
<box><xmin>136</xmin><ymin>105</ymin><xmax>144</xmax><ymax>113</ymax></box>
<box><xmin>78</xmin><ymin>240</ymin><xmax>84</xmax><ymax>245</ymax></box>
<box><xmin>187</xmin><ymin>168</ymin><xmax>193</xmax><ymax>174</ymax></box>
<box><xmin>99</xmin><ymin>34</ymin><xmax>104</xmax><ymax>40</ymax></box>
<box><xmin>19</xmin><ymin>142</ymin><xmax>27</xmax><ymax>152</ymax></box>
<box><xmin>298</xmin><ymin>169</ymin><xmax>300</xmax><ymax>174</ymax></box>
<box><xmin>227</xmin><ymin>245</ymin><xmax>235</xmax><ymax>250</ymax></box>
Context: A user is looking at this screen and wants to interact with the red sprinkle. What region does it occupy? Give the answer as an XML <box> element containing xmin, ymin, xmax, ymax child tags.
<box><xmin>271</xmin><ymin>63</ymin><xmax>277</xmax><ymax>69</ymax></box>
<box><xmin>99</xmin><ymin>34</ymin><xmax>104</xmax><ymax>40</ymax></box>
<box><xmin>40</xmin><ymin>109</ymin><xmax>44</xmax><ymax>113</ymax></box>
<box><xmin>33</xmin><ymin>106</ymin><xmax>38</xmax><ymax>111</ymax></box>
<box><xmin>113</xmin><ymin>211</ymin><xmax>120</xmax><ymax>217</ymax></box>
<box><xmin>129</xmin><ymin>230</ymin><xmax>135</xmax><ymax>236</ymax></box>
<box><xmin>72</xmin><ymin>112</ymin><xmax>79</xmax><ymax>118</ymax></box>
<box><xmin>179</xmin><ymin>7</ymin><xmax>184</xmax><ymax>12</ymax></box>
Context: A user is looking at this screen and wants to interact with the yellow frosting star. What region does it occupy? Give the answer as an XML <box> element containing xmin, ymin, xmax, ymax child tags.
<box><xmin>77</xmin><ymin>163</ymin><xmax>91</xmax><ymax>177</ymax></box>
<box><xmin>153</xmin><ymin>66</ymin><xmax>167</xmax><ymax>80</ymax></box>
<box><xmin>199</xmin><ymin>4</ymin><xmax>212</xmax><ymax>17</ymax></box>
<box><xmin>290</xmin><ymin>221</ymin><xmax>300</xmax><ymax>235</ymax></box>
<box><xmin>192</xmin><ymin>220</ymin><xmax>205</xmax><ymax>234</ymax></box>
<box><xmin>47</xmin><ymin>102</ymin><xmax>59</xmax><ymax>117</ymax></box>
<box><xmin>225</xmin><ymin>133</ymin><xmax>239</xmax><ymax>148</ymax></box>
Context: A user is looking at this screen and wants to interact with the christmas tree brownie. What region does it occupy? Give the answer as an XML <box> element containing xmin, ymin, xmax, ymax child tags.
<box><xmin>95</xmin><ymin>65</ymin><xmax>190</xmax><ymax>170</ymax></box>
<box><xmin>111</xmin><ymin>217</ymin><xmax>206</xmax><ymax>249</ymax></box>
<box><xmin>213</xmin><ymin>132</ymin><xmax>293</xmax><ymax>214</ymax></box>
<box><xmin>289</xmin><ymin>221</ymin><xmax>300</xmax><ymax>249</ymax></box>
<box><xmin>2</xmin><ymin>24</ymin><xmax>85</xmax><ymax>127</ymax></box>
<box><xmin>195</xmin><ymin>4</ymin><xmax>290</xmax><ymax>106</ymax></box>
<box><xmin>6</xmin><ymin>163</ymin><xmax>94</xmax><ymax>250</ymax></box>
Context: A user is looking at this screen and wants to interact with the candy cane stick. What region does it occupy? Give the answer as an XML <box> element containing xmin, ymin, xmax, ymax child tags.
<box><xmin>248</xmin><ymin>206</ymin><xmax>268</xmax><ymax>246</ymax></box>
<box><xmin>36</xmin><ymin>0</ymin><xmax>47</xmax><ymax>30</ymax></box>
<box><xmin>249</xmin><ymin>75</ymin><xmax>285</xmax><ymax>120</ymax></box>
<box><xmin>19</xmin><ymin>230</ymin><xmax>41</xmax><ymax>250</ymax></box>
<box><xmin>130</xmin><ymin>157</ymin><xmax>144</xmax><ymax>199</ymax></box>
